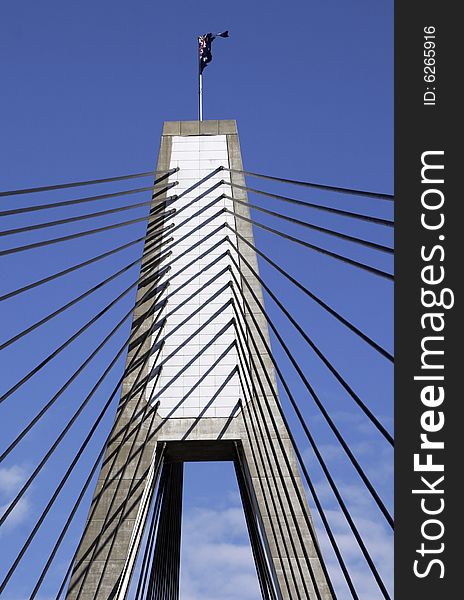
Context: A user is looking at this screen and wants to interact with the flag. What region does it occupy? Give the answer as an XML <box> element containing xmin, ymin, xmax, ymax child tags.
<box><xmin>198</xmin><ymin>31</ymin><xmax>229</xmax><ymax>74</ymax></box>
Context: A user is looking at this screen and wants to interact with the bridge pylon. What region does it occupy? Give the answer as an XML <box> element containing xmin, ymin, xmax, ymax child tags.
<box><xmin>66</xmin><ymin>120</ymin><xmax>332</xmax><ymax>600</ymax></box>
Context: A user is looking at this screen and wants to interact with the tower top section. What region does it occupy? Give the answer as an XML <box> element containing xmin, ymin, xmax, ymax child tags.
<box><xmin>162</xmin><ymin>119</ymin><xmax>237</xmax><ymax>137</ymax></box>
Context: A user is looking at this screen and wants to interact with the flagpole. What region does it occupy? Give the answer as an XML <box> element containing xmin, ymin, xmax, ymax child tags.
<box><xmin>198</xmin><ymin>37</ymin><xmax>203</xmax><ymax>121</ymax></box>
<box><xmin>199</xmin><ymin>72</ymin><xmax>203</xmax><ymax>121</ymax></box>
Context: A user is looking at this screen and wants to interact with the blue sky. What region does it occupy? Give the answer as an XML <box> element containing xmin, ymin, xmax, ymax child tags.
<box><xmin>0</xmin><ymin>1</ymin><xmax>393</xmax><ymax>599</ymax></box>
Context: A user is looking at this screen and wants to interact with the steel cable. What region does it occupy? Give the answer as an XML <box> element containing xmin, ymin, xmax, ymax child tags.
<box><xmin>224</xmin><ymin>193</ymin><xmax>393</xmax><ymax>253</ymax></box>
<box><xmin>1</xmin><ymin>236</ymin><xmax>231</xmax><ymax>465</ymax></box>
<box><xmin>232</xmin><ymin>381</ymin><xmax>295</xmax><ymax>597</ymax></box>
<box><xmin>233</xmin><ymin>447</ymin><xmax>278</xmax><ymax>600</ymax></box>
<box><xmin>227</xmin><ymin>224</ymin><xmax>393</xmax><ymax>361</ymax></box>
<box><xmin>0</xmin><ymin>177</ymin><xmax>223</xmax><ymax>302</ymax></box>
<box><xmin>232</xmin><ymin>317</ymin><xmax>335</xmax><ymax>600</ymax></box>
<box><xmin>86</xmin><ymin>341</ymin><xmax>167</xmax><ymax>600</ymax></box>
<box><xmin>0</xmin><ymin>168</ymin><xmax>178</xmax><ymax>198</ymax></box>
<box><xmin>0</xmin><ymin>269</ymin><xmax>168</xmax><ymax>464</ymax></box>
<box><xmin>236</xmin><ymin>364</ymin><xmax>316</xmax><ymax>599</ymax></box>
<box><xmin>0</xmin><ymin>231</ymin><xmax>168</xmax><ymax>304</ymax></box>
<box><xmin>231</xmin><ymin>291</ymin><xmax>386</xmax><ymax>598</ymax></box>
<box><xmin>43</xmin><ymin>314</ymin><xmax>168</xmax><ymax>599</ymax></box>
<box><xmin>224</xmin><ymin>181</ymin><xmax>393</xmax><ymax>226</ymax></box>
<box><xmin>222</xmin><ymin>167</ymin><xmax>394</xmax><ymax>201</ymax></box>
<box><xmin>0</xmin><ymin>285</ymin><xmax>168</xmax><ymax>530</ymax></box>
<box><xmin>229</xmin><ymin>266</ymin><xmax>393</xmax><ymax>529</ymax></box>
<box><xmin>0</xmin><ymin>236</ymin><xmax>173</xmax><ymax>407</ymax></box>
<box><xmin>0</xmin><ymin>215</ymin><xmax>174</xmax><ymax>258</ymax></box>
<box><xmin>0</xmin><ymin>190</ymin><xmax>177</xmax><ymax>238</ymax></box>
<box><xmin>233</xmin><ymin>317</ymin><xmax>358</xmax><ymax>599</ymax></box>
<box><xmin>134</xmin><ymin>467</ymin><xmax>167</xmax><ymax>600</ymax></box>
<box><xmin>28</xmin><ymin>400</ymin><xmax>162</xmax><ymax>600</ymax></box>
<box><xmin>228</xmin><ymin>247</ymin><xmax>393</xmax><ymax>445</ymax></box>
<box><xmin>0</xmin><ymin>214</ymin><xmax>174</xmax><ymax>352</ymax></box>
<box><xmin>0</xmin><ymin>181</ymin><xmax>223</xmax><ymax>304</ymax></box>
<box><xmin>225</xmin><ymin>208</ymin><xmax>394</xmax><ymax>280</ymax></box>
<box><xmin>0</xmin><ymin>290</ymin><xmax>168</xmax><ymax>593</ymax></box>
<box><xmin>64</xmin><ymin>270</ymin><xmax>237</xmax><ymax>596</ymax></box>
<box><xmin>0</xmin><ymin>174</ymin><xmax>177</xmax><ymax>217</ymax></box>
<box><xmin>98</xmin><ymin>449</ymin><xmax>166</xmax><ymax>600</ymax></box>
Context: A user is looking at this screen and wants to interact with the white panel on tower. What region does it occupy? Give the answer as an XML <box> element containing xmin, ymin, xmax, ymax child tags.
<box><xmin>146</xmin><ymin>135</ymin><xmax>244</xmax><ymax>418</ymax></box>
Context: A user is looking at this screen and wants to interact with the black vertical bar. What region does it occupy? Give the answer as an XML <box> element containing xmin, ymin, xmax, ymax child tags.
<box><xmin>148</xmin><ymin>462</ymin><xmax>183</xmax><ymax>600</ymax></box>
<box><xmin>395</xmin><ymin>2</ymin><xmax>459</xmax><ymax>598</ymax></box>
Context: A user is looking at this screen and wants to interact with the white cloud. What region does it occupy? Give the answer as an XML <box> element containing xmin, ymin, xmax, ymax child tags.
<box><xmin>180</xmin><ymin>505</ymin><xmax>261</xmax><ymax>600</ymax></box>
<box><xmin>0</xmin><ymin>497</ymin><xmax>30</xmax><ymax>531</ymax></box>
<box><xmin>0</xmin><ymin>465</ymin><xmax>30</xmax><ymax>530</ymax></box>
<box><xmin>307</xmin><ymin>477</ymin><xmax>394</xmax><ymax>599</ymax></box>
<box><xmin>298</xmin><ymin>417</ymin><xmax>393</xmax><ymax>597</ymax></box>
<box><xmin>0</xmin><ymin>465</ymin><xmax>27</xmax><ymax>496</ymax></box>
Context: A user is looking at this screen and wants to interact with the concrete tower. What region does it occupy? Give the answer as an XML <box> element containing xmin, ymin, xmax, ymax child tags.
<box><xmin>66</xmin><ymin>121</ymin><xmax>332</xmax><ymax>600</ymax></box>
